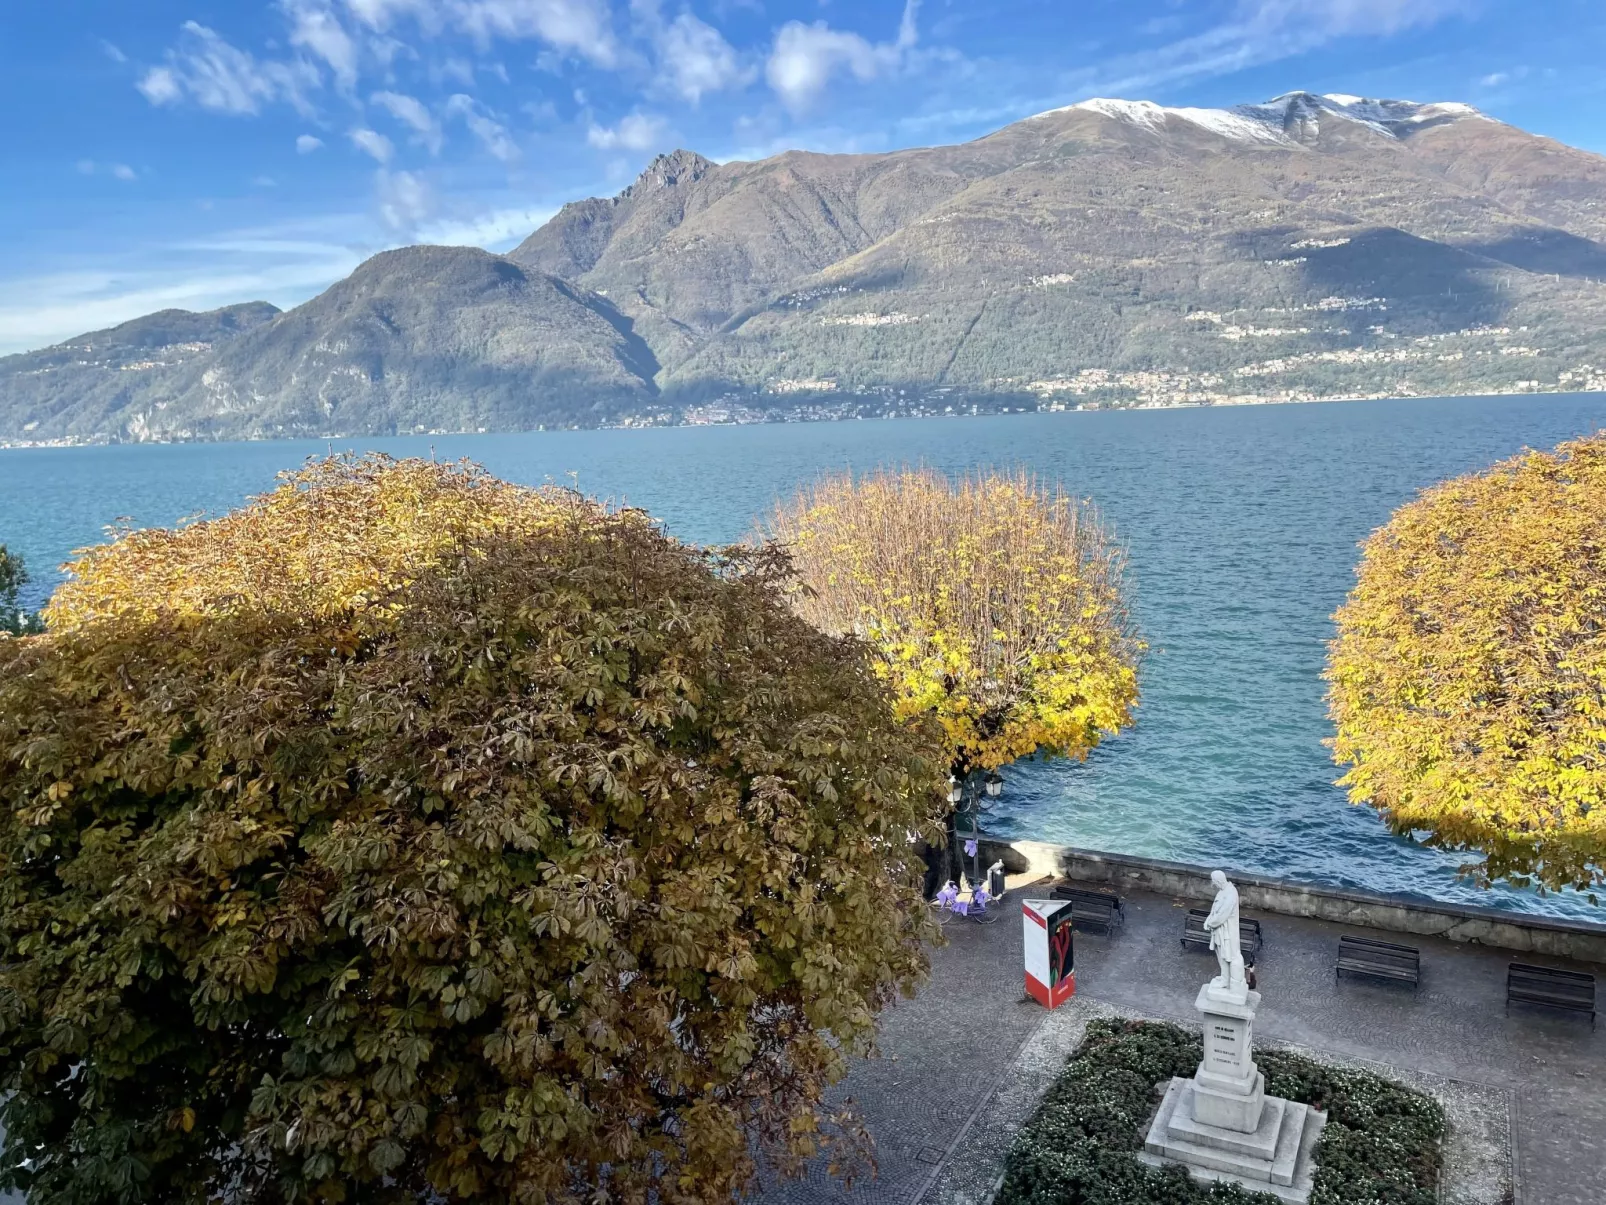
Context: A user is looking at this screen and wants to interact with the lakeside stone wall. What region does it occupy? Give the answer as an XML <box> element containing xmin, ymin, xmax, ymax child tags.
<box><xmin>979</xmin><ymin>837</ymin><xmax>1606</xmax><ymax>966</ymax></box>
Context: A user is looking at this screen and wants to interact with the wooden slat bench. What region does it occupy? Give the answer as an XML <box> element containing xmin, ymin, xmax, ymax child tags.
<box><xmin>1181</xmin><ymin>909</ymin><xmax>1263</xmax><ymax>965</ymax></box>
<box><xmin>1335</xmin><ymin>935</ymin><xmax>1420</xmax><ymax>989</ymax></box>
<box><xmin>1506</xmin><ymin>962</ymin><xmax>1596</xmax><ymax>1024</ymax></box>
<box><xmin>1050</xmin><ymin>885</ymin><xmax>1125</xmax><ymax>934</ymax></box>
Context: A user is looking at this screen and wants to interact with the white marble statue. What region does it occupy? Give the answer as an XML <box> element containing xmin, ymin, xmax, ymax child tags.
<box><xmin>1204</xmin><ymin>870</ymin><xmax>1247</xmax><ymax>1000</ymax></box>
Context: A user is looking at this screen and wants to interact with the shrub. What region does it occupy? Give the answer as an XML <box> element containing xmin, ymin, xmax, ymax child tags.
<box><xmin>0</xmin><ymin>455</ymin><xmax>946</xmax><ymax>1204</ymax></box>
<box><xmin>995</xmin><ymin>1019</ymin><xmax>1444</xmax><ymax>1205</ymax></box>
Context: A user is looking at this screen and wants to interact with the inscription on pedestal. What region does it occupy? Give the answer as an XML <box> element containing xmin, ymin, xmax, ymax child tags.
<box><xmin>1208</xmin><ymin>1023</ymin><xmax>1242</xmax><ymax>1071</ymax></box>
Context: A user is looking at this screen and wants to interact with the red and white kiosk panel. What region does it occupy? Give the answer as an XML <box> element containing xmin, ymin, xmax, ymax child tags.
<box><xmin>1022</xmin><ymin>898</ymin><xmax>1075</xmax><ymax>1008</ymax></box>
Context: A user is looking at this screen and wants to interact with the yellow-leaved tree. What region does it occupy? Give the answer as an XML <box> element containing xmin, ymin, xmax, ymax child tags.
<box><xmin>765</xmin><ymin>469</ymin><xmax>1141</xmax><ymax>888</ymax></box>
<box><xmin>1327</xmin><ymin>432</ymin><xmax>1606</xmax><ymax>896</ymax></box>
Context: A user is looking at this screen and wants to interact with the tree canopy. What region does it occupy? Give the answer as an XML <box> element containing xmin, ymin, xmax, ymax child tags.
<box><xmin>0</xmin><ymin>454</ymin><xmax>945</xmax><ymax>1204</ymax></box>
<box><xmin>1327</xmin><ymin>432</ymin><xmax>1606</xmax><ymax>895</ymax></box>
<box><xmin>765</xmin><ymin>468</ymin><xmax>1141</xmax><ymax>774</ymax></box>
<box><xmin>0</xmin><ymin>545</ymin><xmax>41</xmax><ymax>636</ymax></box>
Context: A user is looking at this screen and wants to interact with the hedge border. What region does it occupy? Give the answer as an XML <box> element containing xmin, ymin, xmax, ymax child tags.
<box><xmin>994</xmin><ymin>1018</ymin><xmax>1446</xmax><ymax>1205</ymax></box>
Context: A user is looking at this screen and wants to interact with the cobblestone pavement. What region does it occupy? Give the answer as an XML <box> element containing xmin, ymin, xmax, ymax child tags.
<box><xmin>748</xmin><ymin>907</ymin><xmax>1041</xmax><ymax>1205</ymax></box>
<box><xmin>749</xmin><ymin>880</ymin><xmax>1606</xmax><ymax>1205</ymax></box>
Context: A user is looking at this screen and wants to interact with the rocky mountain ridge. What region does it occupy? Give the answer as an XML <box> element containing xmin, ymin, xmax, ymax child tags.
<box><xmin>5</xmin><ymin>91</ymin><xmax>1606</xmax><ymax>443</ymax></box>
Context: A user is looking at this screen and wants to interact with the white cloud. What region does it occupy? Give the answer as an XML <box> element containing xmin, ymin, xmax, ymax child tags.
<box><xmin>368</xmin><ymin>34</ymin><xmax>411</xmax><ymax>66</ymax></box>
<box><xmin>137</xmin><ymin>67</ymin><xmax>182</xmax><ymax>105</ymax></box>
<box><xmin>296</xmin><ymin>133</ymin><xmax>325</xmax><ymax>153</ymax></box>
<box><xmin>138</xmin><ymin>22</ymin><xmax>318</xmax><ymax>116</ymax></box>
<box><xmin>101</xmin><ymin>40</ymin><xmax>128</xmax><ymax>63</ymax></box>
<box><xmin>446</xmin><ymin>94</ymin><xmax>519</xmax><ymax>161</ymax></box>
<box><xmin>1477</xmin><ymin>66</ymin><xmax>1527</xmax><ymax>89</ymax></box>
<box><xmin>457</xmin><ymin>0</ymin><xmax>616</xmax><ymax>62</ymax></box>
<box><xmin>350</xmin><ymin>127</ymin><xmax>396</xmax><ymax>161</ymax></box>
<box><xmin>342</xmin><ymin>0</ymin><xmax>617</xmax><ymax>66</ymax></box>
<box><xmin>376</xmin><ymin>168</ymin><xmax>434</xmax><ymax>231</ymax></box>
<box><xmin>436</xmin><ymin>56</ymin><xmax>478</xmax><ymax>87</ymax></box>
<box><xmin>284</xmin><ymin>0</ymin><xmax>361</xmax><ymax>90</ymax></box>
<box><xmin>765</xmin><ymin>0</ymin><xmax>918</xmax><ymax>112</ymax></box>
<box><xmin>657</xmin><ymin>12</ymin><xmax>745</xmax><ymax>103</ymax></box>
<box><xmin>586</xmin><ymin>112</ymin><xmax>666</xmax><ymax>151</ymax></box>
<box><xmin>372</xmin><ymin>90</ymin><xmax>443</xmax><ymax>153</ymax></box>
<box><xmin>1243</xmin><ymin>0</ymin><xmax>1472</xmax><ymax>37</ymax></box>
<box><xmin>65</xmin><ymin>158</ymin><xmax>142</xmax><ymax>183</ymax></box>
<box><xmin>417</xmin><ymin>204</ymin><xmax>554</xmax><ymax>248</ymax></box>
<box><xmin>342</xmin><ymin>0</ymin><xmax>427</xmax><ymax>30</ymax></box>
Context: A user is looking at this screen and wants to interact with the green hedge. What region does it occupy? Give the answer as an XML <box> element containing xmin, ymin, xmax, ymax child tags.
<box><xmin>995</xmin><ymin>1019</ymin><xmax>1445</xmax><ymax>1205</ymax></box>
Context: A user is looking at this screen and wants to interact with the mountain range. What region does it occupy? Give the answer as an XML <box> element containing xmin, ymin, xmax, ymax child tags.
<box><xmin>6</xmin><ymin>91</ymin><xmax>1606</xmax><ymax>443</ymax></box>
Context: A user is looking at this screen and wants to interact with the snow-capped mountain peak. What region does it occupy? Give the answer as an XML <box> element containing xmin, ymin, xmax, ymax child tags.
<box><xmin>1251</xmin><ymin>92</ymin><xmax>1491</xmax><ymax>137</ymax></box>
<box><xmin>1056</xmin><ymin>98</ymin><xmax>1294</xmax><ymax>145</ymax></box>
<box><xmin>1036</xmin><ymin>92</ymin><xmax>1491</xmax><ymax>146</ymax></box>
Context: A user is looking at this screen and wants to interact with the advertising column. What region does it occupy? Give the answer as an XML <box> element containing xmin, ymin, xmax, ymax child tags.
<box><xmin>1022</xmin><ymin>898</ymin><xmax>1075</xmax><ymax>1007</ymax></box>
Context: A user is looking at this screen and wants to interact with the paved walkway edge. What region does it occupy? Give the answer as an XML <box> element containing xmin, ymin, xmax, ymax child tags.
<box><xmin>917</xmin><ymin>996</ymin><xmax>1126</xmax><ymax>1205</ymax></box>
<box><xmin>904</xmin><ymin>1001</ymin><xmax>1054</xmax><ymax>1205</ymax></box>
<box><xmin>1509</xmin><ymin>1089</ymin><xmax>1524</xmax><ymax>1205</ymax></box>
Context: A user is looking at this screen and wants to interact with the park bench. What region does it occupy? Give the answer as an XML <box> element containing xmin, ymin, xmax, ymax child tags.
<box><xmin>1335</xmin><ymin>934</ymin><xmax>1420</xmax><ymax>989</ymax></box>
<box><xmin>1506</xmin><ymin>962</ymin><xmax>1596</xmax><ymax>1025</ymax></box>
<box><xmin>1050</xmin><ymin>885</ymin><xmax>1125</xmax><ymax>934</ymax></box>
<box><xmin>1181</xmin><ymin>908</ymin><xmax>1262</xmax><ymax>965</ymax></box>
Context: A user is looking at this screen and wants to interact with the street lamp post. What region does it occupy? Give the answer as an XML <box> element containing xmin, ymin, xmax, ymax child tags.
<box><xmin>940</xmin><ymin>768</ymin><xmax>1005</xmax><ymax>924</ymax></box>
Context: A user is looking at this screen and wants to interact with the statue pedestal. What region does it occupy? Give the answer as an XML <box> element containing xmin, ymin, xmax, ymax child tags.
<box><xmin>1140</xmin><ymin>986</ymin><xmax>1325</xmax><ymax>1202</ymax></box>
<box><xmin>1193</xmin><ymin>985</ymin><xmax>1265</xmax><ymax>1131</ymax></box>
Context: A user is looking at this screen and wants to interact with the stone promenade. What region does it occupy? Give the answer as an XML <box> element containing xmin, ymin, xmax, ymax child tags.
<box><xmin>750</xmin><ymin>879</ymin><xmax>1606</xmax><ymax>1205</ymax></box>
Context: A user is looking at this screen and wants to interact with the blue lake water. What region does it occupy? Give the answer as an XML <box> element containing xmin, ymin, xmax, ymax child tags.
<box><xmin>4</xmin><ymin>394</ymin><xmax>1606</xmax><ymax>918</ymax></box>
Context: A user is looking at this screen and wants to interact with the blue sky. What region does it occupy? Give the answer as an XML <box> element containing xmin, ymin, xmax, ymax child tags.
<box><xmin>1</xmin><ymin>0</ymin><xmax>1602</xmax><ymax>354</ymax></box>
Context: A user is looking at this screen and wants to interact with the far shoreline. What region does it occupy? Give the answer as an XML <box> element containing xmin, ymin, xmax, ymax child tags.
<box><xmin>4</xmin><ymin>384</ymin><xmax>1605</xmax><ymax>451</ymax></box>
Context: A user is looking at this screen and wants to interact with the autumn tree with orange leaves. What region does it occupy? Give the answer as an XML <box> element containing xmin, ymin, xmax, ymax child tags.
<box><xmin>0</xmin><ymin>455</ymin><xmax>945</xmax><ymax>1204</ymax></box>
<box><xmin>1328</xmin><ymin>433</ymin><xmax>1606</xmax><ymax>896</ymax></box>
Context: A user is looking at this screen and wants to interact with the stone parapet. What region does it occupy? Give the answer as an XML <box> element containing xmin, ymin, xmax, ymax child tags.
<box><xmin>978</xmin><ymin>838</ymin><xmax>1606</xmax><ymax>965</ymax></box>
